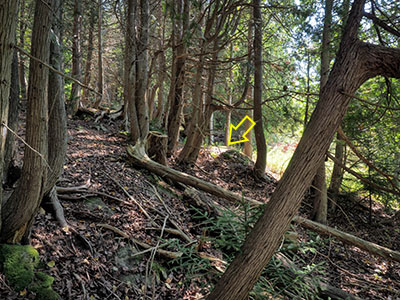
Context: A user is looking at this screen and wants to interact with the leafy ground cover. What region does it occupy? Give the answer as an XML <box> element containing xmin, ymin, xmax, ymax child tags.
<box><xmin>0</xmin><ymin>116</ymin><xmax>399</xmax><ymax>299</ymax></box>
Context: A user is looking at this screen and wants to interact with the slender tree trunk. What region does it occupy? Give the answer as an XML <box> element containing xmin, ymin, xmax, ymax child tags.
<box><xmin>177</xmin><ymin>47</ymin><xmax>206</xmax><ymax>164</ymax></box>
<box><xmin>310</xmin><ymin>0</ymin><xmax>333</xmax><ymax>224</ymax></box>
<box><xmin>94</xmin><ymin>0</ymin><xmax>103</xmax><ymax>108</ymax></box>
<box><xmin>124</xmin><ymin>0</ymin><xmax>137</xmax><ymax>135</ymax></box>
<box><xmin>243</xmin><ymin>90</ymin><xmax>253</xmax><ymax>158</ymax></box>
<box><xmin>1</xmin><ymin>0</ymin><xmax>53</xmax><ymax>243</ymax></box>
<box><xmin>0</xmin><ymin>0</ymin><xmax>19</xmax><ymax>232</ymax></box>
<box><xmin>4</xmin><ymin>50</ymin><xmax>20</xmax><ymax>181</ymax></box>
<box><xmin>253</xmin><ymin>0</ymin><xmax>267</xmax><ymax>179</ymax></box>
<box><xmin>225</xmin><ymin>44</ymin><xmax>233</xmax><ymax>147</ymax></box>
<box><xmin>45</xmin><ymin>0</ymin><xmax>67</xmax><ymax>194</ymax></box>
<box><xmin>179</xmin><ymin>42</ymin><xmax>218</xmax><ymax>164</ymax></box>
<box><xmin>81</xmin><ymin>6</ymin><xmax>96</xmax><ymax>106</ymax></box>
<box><xmin>207</xmin><ymin>0</ymin><xmax>400</xmax><ymax>298</ymax></box>
<box><xmin>18</xmin><ymin>0</ymin><xmax>27</xmax><ymax>101</ymax></box>
<box><xmin>129</xmin><ymin>0</ymin><xmax>150</xmax><ymax>150</ymax></box>
<box><xmin>69</xmin><ymin>0</ymin><xmax>82</xmax><ymax>115</ymax></box>
<box><xmin>329</xmin><ymin>133</ymin><xmax>345</xmax><ymax>197</ymax></box>
<box><xmin>167</xmin><ymin>0</ymin><xmax>190</xmax><ymax>156</ymax></box>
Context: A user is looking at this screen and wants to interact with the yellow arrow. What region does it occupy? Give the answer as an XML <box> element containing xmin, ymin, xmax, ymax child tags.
<box><xmin>228</xmin><ymin>115</ymin><xmax>256</xmax><ymax>145</ymax></box>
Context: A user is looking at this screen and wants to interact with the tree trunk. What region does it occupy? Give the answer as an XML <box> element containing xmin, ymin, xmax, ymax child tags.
<box><xmin>177</xmin><ymin>48</ymin><xmax>205</xmax><ymax>164</ymax></box>
<box><xmin>1</xmin><ymin>0</ymin><xmax>53</xmax><ymax>243</ymax></box>
<box><xmin>252</xmin><ymin>0</ymin><xmax>267</xmax><ymax>179</ymax></box>
<box><xmin>69</xmin><ymin>0</ymin><xmax>82</xmax><ymax>115</ymax></box>
<box><xmin>329</xmin><ymin>132</ymin><xmax>345</xmax><ymax>197</ymax></box>
<box><xmin>4</xmin><ymin>50</ymin><xmax>20</xmax><ymax>183</ymax></box>
<box><xmin>81</xmin><ymin>6</ymin><xmax>96</xmax><ymax>106</ymax></box>
<box><xmin>207</xmin><ymin>0</ymin><xmax>400</xmax><ymax>298</ymax></box>
<box><xmin>310</xmin><ymin>0</ymin><xmax>333</xmax><ymax>224</ymax></box>
<box><xmin>132</xmin><ymin>0</ymin><xmax>149</xmax><ymax>146</ymax></box>
<box><xmin>224</xmin><ymin>45</ymin><xmax>233</xmax><ymax>147</ymax></box>
<box><xmin>243</xmin><ymin>97</ymin><xmax>253</xmax><ymax>159</ymax></box>
<box><xmin>94</xmin><ymin>0</ymin><xmax>103</xmax><ymax>108</ymax></box>
<box><xmin>166</xmin><ymin>0</ymin><xmax>189</xmax><ymax>156</ymax></box>
<box><xmin>0</xmin><ymin>0</ymin><xmax>19</xmax><ymax>232</ymax></box>
<box><xmin>18</xmin><ymin>0</ymin><xmax>27</xmax><ymax>101</ymax></box>
<box><xmin>311</xmin><ymin>163</ymin><xmax>328</xmax><ymax>223</ymax></box>
<box><xmin>124</xmin><ymin>0</ymin><xmax>137</xmax><ymax>136</ymax></box>
<box><xmin>45</xmin><ymin>0</ymin><xmax>67</xmax><ymax>194</ymax></box>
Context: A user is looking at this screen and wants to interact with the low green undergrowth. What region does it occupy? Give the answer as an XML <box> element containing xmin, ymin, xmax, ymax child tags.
<box><xmin>168</xmin><ymin>200</ymin><xmax>326</xmax><ymax>299</ymax></box>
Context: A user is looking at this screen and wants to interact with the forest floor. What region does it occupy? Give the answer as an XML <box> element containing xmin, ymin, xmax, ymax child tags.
<box><xmin>1</xmin><ymin>115</ymin><xmax>400</xmax><ymax>300</ymax></box>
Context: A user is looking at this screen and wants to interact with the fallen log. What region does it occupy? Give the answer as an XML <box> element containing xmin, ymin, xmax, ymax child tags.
<box><xmin>126</xmin><ymin>146</ymin><xmax>400</xmax><ymax>263</ymax></box>
<box><xmin>292</xmin><ymin>216</ymin><xmax>400</xmax><ymax>262</ymax></box>
<box><xmin>127</xmin><ymin>145</ymin><xmax>262</xmax><ymax>206</ymax></box>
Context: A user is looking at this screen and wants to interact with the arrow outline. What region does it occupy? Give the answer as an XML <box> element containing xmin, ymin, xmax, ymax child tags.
<box><xmin>228</xmin><ymin>115</ymin><xmax>256</xmax><ymax>145</ymax></box>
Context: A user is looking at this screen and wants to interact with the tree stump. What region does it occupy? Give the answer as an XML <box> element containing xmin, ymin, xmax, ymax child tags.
<box><xmin>147</xmin><ymin>131</ymin><xmax>168</xmax><ymax>165</ymax></box>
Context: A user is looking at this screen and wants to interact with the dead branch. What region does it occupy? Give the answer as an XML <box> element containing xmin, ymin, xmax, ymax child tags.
<box><xmin>327</xmin><ymin>152</ymin><xmax>400</xmax><ymax>197</ymax></box>
<box><xmin>337</xmin><ymin>126</ymin><xmax>400</xmax><ymax>192</ymax></box>
<box><xmin>293</xmin><ymin>216</ymin><xmax>400</xmax><ymax>263</ymax></box>
<box><xmin>96</xmin><ymin>223</ymin><xmax>182</xmax><ymax>259</ymax></box>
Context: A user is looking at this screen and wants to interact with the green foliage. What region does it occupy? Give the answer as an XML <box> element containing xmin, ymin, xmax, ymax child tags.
<box><xmin>168</xmin><ymin>202</ymin><xmax>326</xmax><ymax>299</ymax></box>
<box><xmin>0</xmin><ymin>244</ymin><xmax>59</xmax><ymax>299</ymax></box>
<box><xmin>0</xmin><ymin>244</ymin><xmax>39</xmax><ymax>291</ymax></box>
<box><xmin>31</xmin><ymin>272</ymin><xmax>59</xmax><ymax>300</ymax></box>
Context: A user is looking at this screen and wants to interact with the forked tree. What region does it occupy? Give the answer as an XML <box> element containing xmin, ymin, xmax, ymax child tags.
<box><xmin>206</xmin><ymin>0</ymin><xmax>400</xmax><ymax>298</ymax></box>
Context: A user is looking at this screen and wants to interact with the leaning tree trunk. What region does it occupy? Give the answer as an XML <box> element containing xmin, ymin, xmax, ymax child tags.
<box><xmin>252</xmin><ymin>0</ymin><xmax>267</xmax><ymax>180</ymax></box>
<box><xmin>0</xmin><ymin>0</ymin><xmax>19</xmax><ymax>232</ymax></box>
<box><xmin>310</xmin><ymin>0</ymin><xmax>333</xmax><ymax>225</ymax></box>
<box><xmin>206</xmin><ymin>0</ymin><xmax>400</xmax><ymax>298</ymax></box>
<box><xmin>1</xmin><ymin>0</ymin><xmax>53</xmax><ymax>243</ymax></box>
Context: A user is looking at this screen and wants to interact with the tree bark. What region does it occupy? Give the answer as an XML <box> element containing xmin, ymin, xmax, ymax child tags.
<box><xmin>310</xmin><ymin>0</ymin><xmax>333</xmax><ymax>224</ymax></box>
<box><xmin>130</xmin><ymin>0</ymin><xmax>149</xmax><ymax>147</ymax></box>
<box><xmin>124</xmin><ymin>0</ymin><xmax>137</xmax><ymax>135</ymax></box>
<box><xmin>329</xmin><ymin>132</ymin><xmax>345</xmax><ymax>197</ymax></box>
<box><xmin>18</xmin><ymin>0</ymin><xmax>27</xmax><ymax>101</ymax></box>
<box><xmin>45</xmin><ymin>0</ymin><xmax>67</xmax><ymax>194</ymax></box>
<box><xmin>166</xmin><ymin>0</ymin><xmax>189</xmax><ymax>156</ymax></box>
<box><xmin>252</xmin><ymin>0</ymin><xmax>267</xmax><ymax>179</ymax></box>
<box><xmin>0</xmin><ymin>0</ymin><xmax>19</xmax><ymax>233</ymax></box>
<box><xmin>207</xmin><ymin>0</ymin><xmax>400</xmax><ymax>298</ymax></box>
<box><xmin>69</xmin><ymin>0</ymin><xmax>82</xmax><ymax>115</ymax></box>
<box><xmin>3</xmin><ymin>50</ymin><xmax>20</xmax><ymax>183</ymax></box>
<box><xmin>1</xmin><ymin>0</ymin><xmax>53</xmax><ymax>243</ymax></box>
<box><xmin>94</xmin><ymin>0</ymin><xmax>103</xmax><ymax>108</ymax></box>
<box><xmin>81</xmin><ymin>5</ymin><xmax>96</xmax><ymax>106</ymax></box>
<box><xmin>243</xmin><ymin>97</ymin><xmax>253</xmax><ymax>158</ymax></box>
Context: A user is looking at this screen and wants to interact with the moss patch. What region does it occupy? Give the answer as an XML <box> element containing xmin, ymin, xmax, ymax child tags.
<box><xmin>0</xmin><ymin>244</ymin><xmax>39</xmax><ymax>291</ymax></box>
<box><xmin>0</xmin><ymin>244</ymin><xmax>59</xmax><ymax>299</ymax></box>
